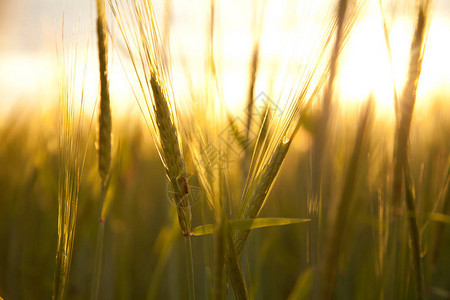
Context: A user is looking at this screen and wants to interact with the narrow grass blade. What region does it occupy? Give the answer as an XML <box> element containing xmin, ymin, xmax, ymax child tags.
<box><xmin>389</xmin><ymin>3</ymin><xmax>430</xmax><ymax>299</ymax></box>
<box><xmin>190</xmin><ymin>218</ymin><xmax>310</xmax><ymax>237</ymax></box>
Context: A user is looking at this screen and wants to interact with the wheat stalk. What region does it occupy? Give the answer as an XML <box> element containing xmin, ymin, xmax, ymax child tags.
<box><xmin>392</xmin><ymin>2</ymin><xmax>429</xmax><ymax>208</ymax></box>
<box><xmin>91</xmin><ymin>1</ymin><xmax>112</xmax><ymax>299</ymax></box>
<box><xmin>390</xmin><ymin>3</ymin><xmax>429</xmax><ymax>299</ymax></box>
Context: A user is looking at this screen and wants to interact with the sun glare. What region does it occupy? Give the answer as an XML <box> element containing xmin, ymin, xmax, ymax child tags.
<box><xmin>338</xmin><ymin>18</ymin><xmax>408</xmax><ymax>112</ymax></box>
<box><xmin>417</xmin><ymin>16</ymin><xmax>450</xmax><ymax>99</ymax></box>
<box><xmin>338</xmin><ymin>10</ymin><xmax>450</xmax><ymax>115</ymax></box>
<box><xmin>1</xmin><ymin>0</ymin><xmax>449</xmax><ymax>120</ymax></box>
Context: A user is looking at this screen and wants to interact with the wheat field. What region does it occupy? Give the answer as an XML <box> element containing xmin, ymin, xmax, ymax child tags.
<box><xmin>0</xmin><ymin>0</ymin><xmax>449</xmax><ymax>299</ymax></box>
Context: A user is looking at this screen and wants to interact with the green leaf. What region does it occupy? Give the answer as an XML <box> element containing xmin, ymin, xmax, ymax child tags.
<box><xmin>190</xmin><ymin>217</ymin><xmax>310</xmax><ymax>236</ymax></box>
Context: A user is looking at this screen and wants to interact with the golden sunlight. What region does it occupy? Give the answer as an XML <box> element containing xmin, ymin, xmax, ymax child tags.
<box><xmin>338</xmin><ymin>9</ymin><xmax>450</xmax><ymax>114</ymax></box>
<box><xmin>338</xmin><ymin>18</ymin><xmax>401</xmax><ymax>110</ymax></box>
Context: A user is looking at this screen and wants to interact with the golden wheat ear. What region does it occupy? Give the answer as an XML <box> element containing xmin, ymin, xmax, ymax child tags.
<box><xmin>91</xmin><ymin>1</ymin><xmax>114</xmax><ymax>299</ymax></box>
<box><xmin>150</xmin><ymin>73</ymin><xmax>191</xmax><ymax>234</ymax></box>
<box><xmin>108</xmin><ymin>0</ymin><xmax>191</xmax><ymax>235</ymax></box>
<box><xmin>97</xmin><ymin>0</ymin><xmax>112</xmax><ymax>187</ymax></box>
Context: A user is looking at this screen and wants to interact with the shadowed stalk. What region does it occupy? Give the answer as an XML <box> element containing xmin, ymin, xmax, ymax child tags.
<box><xmin>91</xmin><ymin>0</ymin><xmax>112</xmax><ymax>299</ymax></box>
<box><xmin>309</xmin><ymin>0</ymin><xmax>348</xmax><ymax>269</ymax></box>
<box><xmin>203</xmin><ymin>147</ymin><xmax>248</xmax><ymax>299</ymax></box>
<box><xmin>312</xmin><ymin>0</ymin><xmax>348</xmax><ymax>189</ymax></box>
<box><xmin>213</xmin><ymin>211</ymin><xmax>226</xmax><ymax>300</ymax></box>
<box><xmin>376</xmin><ymin>180</ymin><xmax>389</xmax><ymax>297</ymax></box>
<box><xmin>321</xmin><ymin>98</ymin><xmax>374</xmax><ymax>299</ymax></box>
<box><xmin>392</xmin><ymin>2</ymin><xmax>428</xmax><ymax>208</ymax></box>
<box><xmin>225</xmin><ymin>222</ymin><xmax>249</xmax><ymax>300</ymax></box>
<box><xmin>390</xmin><ymin>3</ymin><xmax>429</xmax><ymax>299</ymax></box>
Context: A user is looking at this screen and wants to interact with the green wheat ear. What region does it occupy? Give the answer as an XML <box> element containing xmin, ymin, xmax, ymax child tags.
<box><xmin>151</xmin><ymin>73</ymin><xmax>191</xmax><ymax>234</ymax></box>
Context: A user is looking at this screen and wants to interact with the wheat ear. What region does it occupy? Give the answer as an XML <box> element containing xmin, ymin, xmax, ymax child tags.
<box><xmin>97</xmin><ymin>0</ymin><xmax>111</xmax><ymax>186</ymax></box>
<box><xmin>151</xmin><ymin>73</ymin><xmax>191</xmax><ymax>234</ymax></box>
<box><xmin>235</xmin><ymin>139</ymin><xmax>291</xmax><ymax>255</ymax></box>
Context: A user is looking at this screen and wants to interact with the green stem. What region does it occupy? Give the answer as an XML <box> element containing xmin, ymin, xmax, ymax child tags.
<box><xmin>226</xmin><ymin>226</ymin><xmax>249</xmax><ymax>300</ymax></box>
<box><xmin>213</xmin><ymin>214</ymin><xmax>226</xmax><ymax>300</ymax></box>
<box><xmin>185</xmin><ymin>235</ymin><xmax>196</xmax><ymax>300</ymax></box>
<box><xmin>90</xmin><ymin>185</ymin><xmax>107</xmax><ymax>300</ymax></box>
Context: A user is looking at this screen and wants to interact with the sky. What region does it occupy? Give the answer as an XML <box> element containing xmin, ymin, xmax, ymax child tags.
<box><xmin>0</xmin><ymin>0</ymin><xmax>449</xmax><ymax>118</ymax></box>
